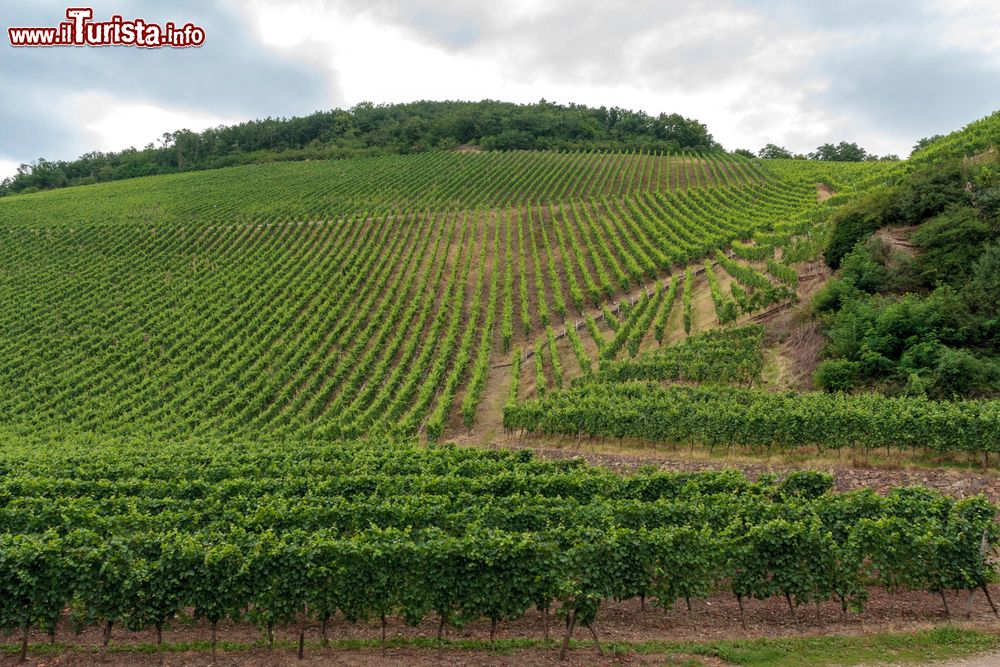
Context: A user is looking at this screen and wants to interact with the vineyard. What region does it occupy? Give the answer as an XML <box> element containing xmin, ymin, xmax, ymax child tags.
<box><xmin>0</xmin><ymin>435</ymin><xmax>996</xmax><ymax>660</ymax></box>
<box><xmin>0</xmin><ymin>150</ymin><xmax>890</xmax><ymax>441</ymax></box>
<box><xmin>4</xmin><ymin>136</ymin><xmax>999</xmax><ymax>664</ymax></box>
<box><xmin>505</xmin><ymin>320</ymin><xmax>1000</xmax><ymax>459</ymax></box>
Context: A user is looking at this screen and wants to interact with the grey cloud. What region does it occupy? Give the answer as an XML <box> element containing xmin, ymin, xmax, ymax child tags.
<box><xmin>815</xmin><ymin>36</ymin><xmax>1000</xmax><ymax>145</ymax></box>
<box><xmin>733</xmin><ymin>0</ymin><xmax>931</xmax><ymax>30</ymax></box>
<box><xmin>3</xmin><ymin>0</ymin><xmax>999</xmax><ymax>165</ymax></box>
<box><xmin>324</xmin><ymin>0</ymin><xmax>492</xmax><ymax>50</ymax></box>
<box><xmin>0</xmin><ymin>0</ymin><xmax>332</xmax><ymax>164</ymax></box>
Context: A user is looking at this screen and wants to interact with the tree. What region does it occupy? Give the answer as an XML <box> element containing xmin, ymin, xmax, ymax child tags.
<box><xmin>809</xmin><ymin>141</ymin><xmax>869</xmax><ymax>162</ymax></box>
<box><xmin>758</xmin><ymin>143</ymin><xmax>794</xmax><ymax>159</ymax></box>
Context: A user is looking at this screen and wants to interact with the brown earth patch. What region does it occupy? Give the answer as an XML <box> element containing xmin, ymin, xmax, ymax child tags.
<box><xmin>873</xmin><ymin>225</ymin><xmax>919</xmax><ymax>261</ymax></box>
<box><xmin>7</xmin><ymin>587</ymin><xmax>1000</xmax><ymax>666</ymax></box>
<box><xmin>816</xmin><ymin>183</ymin><xmax>835</xmax><ymax>202</ymax></box>
<box><xmin>756</xmin><ymin>258</ymin><xmax>832</xmax><ymax>390</ymax></box>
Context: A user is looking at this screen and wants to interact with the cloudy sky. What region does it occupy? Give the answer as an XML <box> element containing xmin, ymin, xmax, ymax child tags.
<box><xmin>2</xmin><ymin>0</ymin><xmax>999</xmax><ymax>179</ymax></box>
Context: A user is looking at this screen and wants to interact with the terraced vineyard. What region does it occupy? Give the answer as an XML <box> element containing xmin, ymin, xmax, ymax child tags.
<box><xmin>0</xmin><ymin>150</ymin><xmax>889</xmax><ymax>440</ymax></box>
<box><xmin>0</xmin><ymin>150</ymin><xmax>764</xmax><ymax>227</ymax></box>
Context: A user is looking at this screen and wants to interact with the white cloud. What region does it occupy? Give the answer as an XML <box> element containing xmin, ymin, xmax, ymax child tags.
<box><xmin>929</xmin><ymin>0</ymin><xmax>1000</xmax><ymax>64</ymax></box>
<box><xmin>60</xmin><ymin>92</ymin><xmax>242</xmax><ymax>153</ymax></box>
<box><xmin>231</xmin><ymin>0</ymin><xmax>994</xmax><ymax>157</ymax></box>
<box><xmin>6</xmin><ymin>0</ymin><xmax>1000</xmax><ymax>165</ymax></box>
<box><xmin>233</xmin><ymin>0</ymin><xmax>838</xmax><ymax>153</ymax></box>
<box><xmin>0</xmin><ymin>159</ymin><xmax>22</xmax><ymax>182</ymax></box>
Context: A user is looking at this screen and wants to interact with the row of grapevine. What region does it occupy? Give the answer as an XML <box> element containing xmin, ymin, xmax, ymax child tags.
<box><xmin>505</xmin><ymin>382</ymin><xmax>1000</xmax><ymax>454</ymax></box>
<box><xmin>654</xmin><ymin>279</ymin><xmax>679</xmax><ymax>344</ymax></box>
<box><xmin>766</xmin><ymin>259</ymin><xmax>799</xmax><ymax>287</ymax></box>
<box><xmin>586</xmin><ymin>326</ymin><xmax>764</xmax><ymax>385</ymax></box>
<box><xmin>714</xmin><ymin>250</ymin><xmax>793</xmax><ymax>312</ymax></box>
<box><xmin>732</xmin><ymin>239</ymin><xmax>774</xmax><ymax>261</ymax></box>
<box><xmin>461</xmin><ymin>212</ymin><xmax>502</xmax><ymax>428</ymax></box>
<box><xmin>703</xmin><ymin>261</ymin><xmax>738</xmax><ymax>325</ymax></box>
<box><xmin>0</xmin><ymin>436</ymin><xmax>995</xmax><ymax>660</ymax></box>
<box><xmin>682</xmin><ymin>267</ymin><xmax>694</xmax><ymax>335</ymax></box>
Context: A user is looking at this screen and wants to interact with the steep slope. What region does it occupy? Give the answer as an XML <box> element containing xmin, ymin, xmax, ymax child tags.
<box><xmin>0</xmin><ymin>150</ymin><xmax>886</xmax><ymax>440</ymax></box>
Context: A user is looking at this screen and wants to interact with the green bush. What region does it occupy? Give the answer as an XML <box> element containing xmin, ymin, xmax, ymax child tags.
<box><xmin>824</xmin><ymin>189</ymin><xmax>901</xmax><ymax>269</ymax></box>
<box><xmin>812</xmin><ymin>278</ymin><xmax>859</xmax><ymax>313</ymax></box>
<box><xmin>840</xmin><ymin>238</ymin><xmax>893</xmax><ymax>293</ymax></box>
<box><xmin>814</xmin><ymin>359</ymin><xmax>860</xmax><ymax>392</ymax></box>
<box><xmin>974</xmin><ymin>185</ymin><xmax>1000</xmax><ymax>220</ymax></box>
<box><xmin>966</xmin><ymin>243</ymin><xmax>1000</xmax><ymax>317</ymax></box>
<box><xmin>895</xmin><ymin>160</ymin><xmax>968</xmax><ymax>224</ymax></box>
<box><xmin>930</xmin><ymin>347</ymin><xmax>999</xmax><ymax>399</ymax></box>
<box><xmin>779</xmin><ymin>471</ymin><xmax>835</xmax><ymax>499</ymax></box>
<box><xmin>911</xmin><ymin>206</ymin><xmax>993</xmax><ymax>287</ymax></box>
<box><xmin>899</xmin><ymin>339</ymin><xmax>944</xmax><ymax>371</ymax></box>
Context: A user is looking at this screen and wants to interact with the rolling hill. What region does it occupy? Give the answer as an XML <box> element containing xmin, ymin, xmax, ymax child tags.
<box><xmin>2</xmin><ymin>108</ymin><xmax>999</xmax><ymax>661</ymax></box>
<box><xmin>0</xmin><ymin>150</ymin><xmax>890</xmax><ymax>440</ymax></box>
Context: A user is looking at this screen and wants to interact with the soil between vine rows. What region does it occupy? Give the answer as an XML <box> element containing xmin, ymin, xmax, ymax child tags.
<box><xmin>5</xmin><ymin>586</ymin><xmax>999</xmax><ymax>666</ymax></box>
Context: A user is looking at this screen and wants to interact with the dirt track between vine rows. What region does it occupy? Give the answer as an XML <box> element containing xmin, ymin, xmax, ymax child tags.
<box><xmin>5</xmin><ymin>587</ymin><xmax>1000</xmax><ymax>666</ymax></box>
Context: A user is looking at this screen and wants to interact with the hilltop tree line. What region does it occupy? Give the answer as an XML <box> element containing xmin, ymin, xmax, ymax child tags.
<box><xmin>735</xmin><ymin>142</ymin><xmax>901</xmax><ymax>162</ymax></box>
<box><xmin>0</xmin><ymin>100</ymin><xmax>718</xmax><ymax>196</ymax></box>
<box><xmin>741</xmin><ymin>135</ymin><xmax>952</xmax><ymax>163</ymax></box>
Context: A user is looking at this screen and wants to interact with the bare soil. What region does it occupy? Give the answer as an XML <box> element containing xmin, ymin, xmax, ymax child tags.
<box><xmin>757</xmin><ymin>258</ymin><xmax>832</xmax><ymax>391</ymax></box>
<box><xmin>816</xmin><ymin>183</ymin><xmax>835</xmax><ymax>202</ymax></box>
<box><xmin>6</xmin><ymin>587</ymin><xmax>999</xmax><ymax>666</ymax></box>
<box><xmin>873</xmin><ymin>226</ymin><xmax>920</xmax><ymax>269</ymax></box>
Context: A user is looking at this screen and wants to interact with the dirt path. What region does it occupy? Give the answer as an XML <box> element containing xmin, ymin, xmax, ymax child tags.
<box><xmin>935</xmin><ymin>652</ymin><xmax>1000</xmax><ymax>667</ymax></box>
<box><xmin>7</xmin><ymin>589</ymin><xmax>1000</xmax><ymax>666</ymax></box>
<box><xmin>936</xmin><ymin>651</ymin><xmax>1000</xmax><ymax>667</ymax></box>
<box><xmin>0</xmin><ymin>647</ymin><xmax>678</xmax><ymax>666</ymax></box>
<box><xmin>447</xmin><ymin>363</ymin><xmax>510</xmax><ymax>446</ymax></box>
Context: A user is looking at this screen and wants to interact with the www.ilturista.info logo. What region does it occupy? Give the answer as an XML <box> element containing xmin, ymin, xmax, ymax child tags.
<box><xmin>8</xmin><ymin>8</ymin><xmax>205</xmax><ymax>48</ymax></box>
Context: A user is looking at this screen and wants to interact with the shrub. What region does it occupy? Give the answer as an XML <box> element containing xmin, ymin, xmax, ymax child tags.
<box><xmin>966</xmin><ymin>243</ymin><xmax>1000</xmax><ymax>317</ymax></box>
<box><xmin>824</xmin><ymin>188</ymin><xmax>901</xmax><ymax>269</ymax></box>
<box><xmin>930</xmin><ymin>347</ymin><xmax>999</xmax><ymax>398</ymax></box>
<box><xmin>779</xmin><ymin>471</ymin><xmax>834</xmax><ymax>499</ymax></box>
<box><xmin>814</xmin><ymin>359</ymin><xmax>859</xmax><ymax>392</ymax></box>
<box><xmin>911</xmin><ymin>206</ymin><xmax>992</xmax><ymax>287</ymax></box>
<box><xmin>812</xmin><ymin>278</ymin><xmax>858</xmax><ymax>314</ymax></box>
<box><xmin>895</xmin><ymin>160</ymin><xmax>968</xmax><ymax>224</ymax></box>
<box><xmin>840</xmin><ymin>238</ymin><xmax>892</xmax><ymax>293</ymax></box>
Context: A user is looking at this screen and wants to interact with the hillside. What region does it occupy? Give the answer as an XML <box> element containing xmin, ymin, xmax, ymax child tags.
<box><xmin>504</xmin><ymin>110</ymin><xmax>1000</xmax><ymax>463</ymax></box>
<box><xmin>0</xmin><ymin>100</ymin><xmax>718</xmax><ymax>196</ymax></box>
<box><xmin>0</xmin><ymin>150</ymin><xmax>890</xmax><ymax>441</ymax></box>
<box><xmin>3</xmin><ymin>109</ymin><xmax>1000</xmax><ymax>664</ymax></box>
